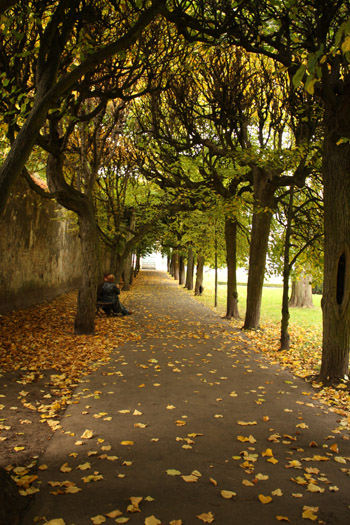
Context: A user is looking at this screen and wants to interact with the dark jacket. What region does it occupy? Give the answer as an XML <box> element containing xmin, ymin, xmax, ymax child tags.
<box><xmin>99</xmin><ymin>282</ymin><xmax>120</xmax><ymax>303</ymax></box>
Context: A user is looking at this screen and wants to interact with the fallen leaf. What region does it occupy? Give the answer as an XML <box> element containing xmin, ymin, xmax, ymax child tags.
<box><xmin>242</xmin><ymin>479</ymin><xmax>254</xmax><ymax>487</ymax></box>
<box><xmin>196</xmin><ymin>512</ymin><xmax>214</xmax><ymax>523</ymax></box>
<box><xmin>307</xmin><ymin>483</ymin><xmax>324</xmax><ymax>493</ymax></box>
<box><xmin>182</xmin><ymin>474</ymin><xmax>198</xmax><ymax>483</ymax></box>
<box><xmin>221</xmin><ymin>490</ymin><xmax>236</xmax><ymax>499</ymax></box>
<box><xmin>258</xmin><ymin>494</ymin><xmax>272</xmax><ymax>504</ymax></box>
<box><xmin>144</xmin><ymin>516</ymin><xmax>161</xmax><ymax>525</ymax></box>
<box><xmin>302</xmin><ymin>506</ymin><xmax>318</xmax><ymax>521</ymax></box>
<box><xmin>81</xmin><ymin>429</ymin><xmax>93</xmax><ymax>439</ymax></box>
<box><xmin>237</xmin><ymin>435</ymin><xmax>256</xmax><ymax>443</ymax></box>
<box><xmin>166</xmin><ymin>469</ymin><xmax>181</xmax><ymax>476</ymax></box>
<box><xmin>120</xmin><ymin>441</ymin><xmax>134</xmax><ymax>446</ymax></box>
<box><xmin>77</xmin><ymin>462</ymin><xmax>91</xmax><ymax>471</ymax></box>
<box><xmin>91</xmin><ymin>516</ymin><xmax>106</xmax><ymax>524</ymax></box>
<box><xmin>106</xmin><ymin>509</ymin><xmax>124</xmax><ymax>518</ymax></box>
<box><xmin>60</xmin><ymin>463</ymin><xmax>72</xmax><ymax>473</ymax></box>
<box><xmin>334</xmin><ymin>456</ymin><xmax>347</xmax><ymax>464</ymax></box>
<box><xmin>272</xmin><ymin>489</ymin><xmax>283</xmax><ymax>496</ymax></box>
<box><xmin>276</xmin><ymin>516</ymin><xmax>290</xmax><ymax>522</ymax></box>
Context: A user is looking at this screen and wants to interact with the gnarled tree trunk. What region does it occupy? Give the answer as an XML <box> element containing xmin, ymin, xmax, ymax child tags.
<box><xmin>47</xmin><ymin>152</ymin><xmax>99</xmax><ymax>335</ymax></box>
<box><xmin>289</xmin><ymin>274</ymin><xmax>313</xmax><ymax>308</ymax></box>
<box><xmin>320</xmin><ymin>88</ymin><xmax>350</xmax><ymax>382</ymax></box>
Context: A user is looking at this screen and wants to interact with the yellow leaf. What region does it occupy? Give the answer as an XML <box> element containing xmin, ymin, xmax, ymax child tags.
<box><xmin>334</xmin><ymin>456</ymin><xmax>347</xmax><ymax>464</ymax></box>
<box><xmin>302</xmin><ymin>506</ymin><xmax>318</xmax><ymax>521</ymax></box>
<box><xmin>272</xmin><ymin>489</ymin><xmax>283</xmax><ymax>496</ymax></box>
<box><xmin>65</xmin><ymin>485</ymin><xmax>81</xmax><ymax>494</ymax></box>
<box><xmin>267</xmin><ymin>457</ymin><xmax>279</xmax><ymax>464</ymax></box>
<box><xmin>77</xmin><ymin>462</ymin><xmax>91</xmax><ymax>471</ymax></box>
<box><xmin>261</xmin><ymin>448</ymin><xmax>273</xmax><ymax>457</ymax></box>
<box><xmin>46</xmin><ymin>520</ymin><xmax>66</xmax><ymax>525</ymax></box>
<box><xmin>330</xmin><ymin>444</ymin><xmax>339</xmax><ymax>453</ymax></box>
<box><xmin>106</xmin><ymin>510</ymin><xmax>123</xmax><ymax>518</ymax></box>
<box><xmin>170</xmin><ymin>521</ymin><xmax>183</xmax><ymax>525</ymax></box>
<box><xmin>307</xmin><ymin>483</ymin><xmax>324</xmax><ymax>493</ymax></box>
<box><xmin>120</xmin><ymin>441</ymin><xmax>134</xmax><ymax>446</ymax></box>
<box><xmin>276</xmin><ymin>517</ymin><xmax>290</xmax><ymax>522</ymax></box>
<box><xmin>209</xmin><ymin>478</ymin><xmax>218</xmax><ymax>486</ymax></box>
<box><xmin>144</xmin><ymin>516</ymin><xmax>162</xmax><ymax>525</ymax></box>
<box><xmin>242</xmin><ymin>479</ymin><xmax>254</xmax><ymax>487</ymax></box>
<box><xmin>221</xmin><ymin>490</ymin><xmax>236</xmax><ymax>499</ymax></box>
<box><xmin>181</xmin><ymin>474</ymin><xmax>198</xmax><ymax>482</ymax></box>
<box><xmin>60</xmin><ymin>463</ymin><xmax>72</xmax><ymax>473</ymax></box>
<box><xmin>237</xmin><ymin>421</ymin><xmax>257</xmax><ymax>426</ymax></box>
<box><xmin>115</xmin><ymin>519</ymin><xmax>129</xmax><ymax>524</ymax></box>
<box><xmin>81</xmin><ymin>429</ymin><xmax>93</xmax><ymax>439</ymax></box>
<box><xmin>91</xmin><ymin>516</ymin><xmax>106</xmax><ymax>524</ymax></box>
<box><xmin>258</xmin><ymin>494</ymin><xmax>272</xmax><ymax>504</ymax></box>
<box><xmin>166</xmin><ymin>469</ymin><xmax>181</xmax><ymax>476</ymax></box>
<box><xmin>134</xmin><ymin>423</ymin><xmax>147</xmax><ymax>428</ymax></box>
<box><xmin>127</xmin><ymin>496</ymin><xmax>143</xmax><ymax>513</ymax></box>
<box><xmin>255</xmin><ymin>473</ymin><xmax>269</xmax><ymax>481</ymax></box>
<box><xmin>237</xmin><ymin>435</ymin><xmax>256</xmax><ymax>443</ymax></box>
<box><xmin>196</xmin><ymin>512</ymin><xmax>214</xmax><ymax>523</ymax></box>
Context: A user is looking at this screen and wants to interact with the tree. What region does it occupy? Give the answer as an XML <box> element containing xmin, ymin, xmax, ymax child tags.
<box><xmin>0</xmin><ymin>0</ymin><xmax>166</xmax><ymax>217</ymax></box>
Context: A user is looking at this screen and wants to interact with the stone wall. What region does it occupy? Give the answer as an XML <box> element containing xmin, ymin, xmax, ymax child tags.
<box><xmin>0</xmin><ymin>180</ymin><xmax>83</xmax><ymax>313</ymax></box>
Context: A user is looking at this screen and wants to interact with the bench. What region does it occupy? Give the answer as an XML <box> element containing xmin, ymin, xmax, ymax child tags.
<box><xmin>96</xmin><ymin>301</ymin><xmax>114</xmax><ymax>316</ymax></box>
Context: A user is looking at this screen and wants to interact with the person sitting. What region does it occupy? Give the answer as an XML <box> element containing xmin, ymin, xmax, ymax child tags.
<box><xmin>99</xmin><ymin>274</ymin><xmax>132</xmax><ymax>316</ymax></box>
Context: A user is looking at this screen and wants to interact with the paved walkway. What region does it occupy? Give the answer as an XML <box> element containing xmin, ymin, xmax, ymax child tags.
<box><xmin>23</xmin><ymin>271</ymin><xmax>350</xmax><ymax>525</ymax></box>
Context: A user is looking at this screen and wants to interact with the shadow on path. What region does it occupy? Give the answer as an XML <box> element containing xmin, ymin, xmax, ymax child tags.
<box><xmin>22</xmin><ymin>271</ymin><xmax>350</xmax><ymax>525</ymax></box>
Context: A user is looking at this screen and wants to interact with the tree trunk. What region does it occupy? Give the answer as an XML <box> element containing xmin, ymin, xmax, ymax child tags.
<box><xmin>74</xmin><ymin>214</ymin><xmax>100</xmax><ymax>334</ymax></box>
<box><xmin>320</xmin><ymin>90</ymin><xmax>350</xmax><ymax>382</ymax></box>
<box><xmin>185</xmin><ymin>246</ymin><xmax>194</xmax><ymax>290</ymax></box>
<box><xmin>289</xmin><ymin>274</ymin><xmax>313</xmax><ymax>308</ymax></box>
<box><xmin>225</xmin><ymin>217</ymin><xmax>240</xmax><ymax>319</ymax></box>
<box><xmin>46</xmin><ymin>152</ymin><xmax>99</xmax><ymax>335</ymax></box>
<box><xmin>280</xmin><ymin>185</ymin><xmax>294</xmax><ymax>351</ymax></box>
<box><xmin>195</xmin><ymin>254</ymin><xmax>205</xmax><ymax>295</ymax></box>
<box><xmin>172</xmin><ymin>251</ymin><xmax>180</xmax><ymax>280</ymax></box>
<box><xmin>179</xmin><ymin>255</ymin><xmax>186</xmax><ymax>285</ymax></box>
<box><xmin>243</xmin><ymin>168</ymin><xmax>275</xmax><ymax>330</ymax></box>
<box><xmin>122</xmin><ymin>253</ymin><xmax>133</xmax><ymax>290</ymax></box>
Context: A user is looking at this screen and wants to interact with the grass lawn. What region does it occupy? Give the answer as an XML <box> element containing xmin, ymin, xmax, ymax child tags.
<box><xmin>194</xmin><ymin>271</ymin><xmax>322</xmax><ymax>330</ymax></box>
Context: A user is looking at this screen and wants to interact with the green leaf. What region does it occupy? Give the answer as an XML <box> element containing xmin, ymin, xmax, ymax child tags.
<box><xmin>292</xmin><ymin>65</ymin><xmax>306</xmax><ymax>90</ymax></box>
